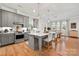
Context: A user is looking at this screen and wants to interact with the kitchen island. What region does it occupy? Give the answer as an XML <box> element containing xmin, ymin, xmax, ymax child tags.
<box><xmin>28</xmin><ymin>32</ymin><xmax>57</xmax><ymax>50</ymax></box>
<box><xmin>28</xmin><ymin>32</ymin><xmax>49</xmax><ymax>50</ymax></box>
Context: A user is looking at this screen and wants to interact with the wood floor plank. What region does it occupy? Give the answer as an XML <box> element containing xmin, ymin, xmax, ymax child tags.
<box><xmin>12</xmin><ymin>43</ymin><xmax>26</xmax><ymax>56</ymax></box>
<box><xmin>0</xmin><ymin>47</ymin><xmax>7</xmax><ymax>56</ymax></box>
<box><xmin>6</xmin><ymin>45</ymin><xmax>16</xmax><ymax>56</ymax></box>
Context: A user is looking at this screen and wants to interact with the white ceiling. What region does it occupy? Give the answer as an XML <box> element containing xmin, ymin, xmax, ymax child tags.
<box><xmin>0</xmin><ymin>3</ymin><xmax>79</xmax><ymax>20</ymax></box>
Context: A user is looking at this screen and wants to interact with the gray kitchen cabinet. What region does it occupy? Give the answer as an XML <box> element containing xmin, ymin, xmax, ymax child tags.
<box><xmin>18</xmin><ymin>15</ymin><xmax>24</xmax><ymax>24</ymax></box>
<box><xmin>24</xmin><ymin>33</ymin><xmax>29</xmax><ymax>40</ymax></box>
<box><xmin>2</xmin><ymin>10</ymin><xmax>15</xmax><ymax>27</ymax></box>
<box><xmin>0</xmin><ymin>9</ymin><xmax>29</xmax><ymax>27</ymax></box>
<box><xmin>7</xmin><ymin>33</ymin><xmax>15</xmax><ymax>44</ymax></box>
<box><xmin>14</xmin><ymin>14</ymin><xmax>18</xmax><ymax>23</ymax></box>
<box><xmin>1</xmin><ymin>34</ymin><xmax>9</xmax><ymax>45</ymax></box>
<box><xmin>24</xmin><ymin>16</ymin><xmax>29</xmax><ymax>27</ymax></box>
<box><xmin>0</xmin><ymin>34</ymin><xmax>2</xmax><ymax>46</ymax></box>
<box><xmin>1</xmin><ymin>33</ymin><xmax>15</xmax><ymax>46</ymax></box>
<box><xmin>2</xmin><ymin>10</ymin><xmax>8</xmax><ymax>27</ymax></box>
<box><xmin>0</xmin><ymin>10</ymin><xmax>2</xmax><ymax>27</ymax></box>
<box><xmin>14</xmin><ymin>14</ymin><xmax>24</xmax><ymax>25</ymax></box>
<box><xmin>29</xmin><ymin>35</ymin><xmax>35</xmax><ymax>50</ymax></box>
<box><xmin>7</xmin><ymin>12</ymin><xmax>15</xmax><ymax>27</ymax></box>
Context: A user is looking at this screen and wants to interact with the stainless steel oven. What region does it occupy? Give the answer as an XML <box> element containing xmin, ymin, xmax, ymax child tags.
<box><xmin>16</xmin><ymin>34</ymin><xmax>24</xmax><ymax>39</ymax></box>
<box><xmin>15</xmin><ymin>32</ymin><xmax>25</xmax><ymax>43</ymax></box>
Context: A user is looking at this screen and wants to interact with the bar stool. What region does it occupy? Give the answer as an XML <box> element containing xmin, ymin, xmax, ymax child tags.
<box><xmin>43</xmin><ymin>32</ymin><xmax>56</xmax><ymax>49</ymax></box>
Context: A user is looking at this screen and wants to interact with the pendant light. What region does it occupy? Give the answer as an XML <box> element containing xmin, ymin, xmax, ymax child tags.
<box><xmin>47</xmin><ymin>9</ymin><xmax>50</xmax><ymax>23</ymax></box>
<box><xmin>37</xmin><ymin>3</ymin><xmax>39</xmax><ymax>17</ymax></box>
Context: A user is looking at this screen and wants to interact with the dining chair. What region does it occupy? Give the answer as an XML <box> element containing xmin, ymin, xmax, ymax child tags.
<box><xmin>52</xmin><ymin>33</ymin><xmax>58</xmax><ymax>50</ymax></box>
<box><xmin>43</xmin><ymin>32</ymin><xmax>57</xmax><ymax>49</ymax></box>
<box><xmin>52</xmin><ymin>32</ymin><xmax>63</xmax><ymax>51</ymax></box>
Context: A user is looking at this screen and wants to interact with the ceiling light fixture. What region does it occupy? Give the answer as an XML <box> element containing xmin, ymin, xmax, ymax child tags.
<box><xmin>47</xmin><ymin>9</ymin><xmax>50</xmax><ymax>22</ymax></box>
<box><xmin>33</xmin><ymin>9</ymin><xmax>36</xmax><ymax>13</ymax></box>
<box><xmin>37</xmin><ymin>3</ymin><xmax>40</xmax><ymax>17</ymax></box>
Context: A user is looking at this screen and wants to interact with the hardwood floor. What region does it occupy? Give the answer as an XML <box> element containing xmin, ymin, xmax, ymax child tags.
<box><xmin>0</xmin><ymin>41</ymin><xmax>40</xmax><ymax>56</ymax></box>
<box><xmin>0</xmin><ymin>36</ymin><xmax>79</xmax><ymax>56</ymax></box>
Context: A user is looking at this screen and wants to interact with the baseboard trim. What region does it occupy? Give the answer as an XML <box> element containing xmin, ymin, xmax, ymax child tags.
<box><xmin>61</xmin><ymin>35</ymin><xmax>79</xmax><ymax>39</ymax></box>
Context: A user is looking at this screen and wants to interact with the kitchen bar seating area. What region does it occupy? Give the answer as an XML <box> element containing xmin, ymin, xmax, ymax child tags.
<box><xmin>0</xmin><ymin>3</ymin><xmax>79</xmax><ymax>56</ymax></box>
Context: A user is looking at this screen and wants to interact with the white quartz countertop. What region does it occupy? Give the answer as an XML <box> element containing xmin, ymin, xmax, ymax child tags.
<box><xmin>28</xmin><ymin>31</ymin><xmax>56</xmax><ymax>36</ymax></box>
<box><xmin>0</xmin><ymin>32</ymin><xmax>14</xmax><ymax>34</ymax></box>
<box><xmin>28</xmin><ymin>32</ymin><xmax>48</xmax><ymax>36</ymax></box>
<box><xmin>0</xmin><ymin>31</ymin><xmax>29</xmax><ymax>34</ymax></box>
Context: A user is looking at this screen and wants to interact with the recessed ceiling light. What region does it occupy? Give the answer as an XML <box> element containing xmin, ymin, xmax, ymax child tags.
<box><xmin>33</xmin><ymin>9</ymin><xmax>36</xmax><ymax>13</ymax></box>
